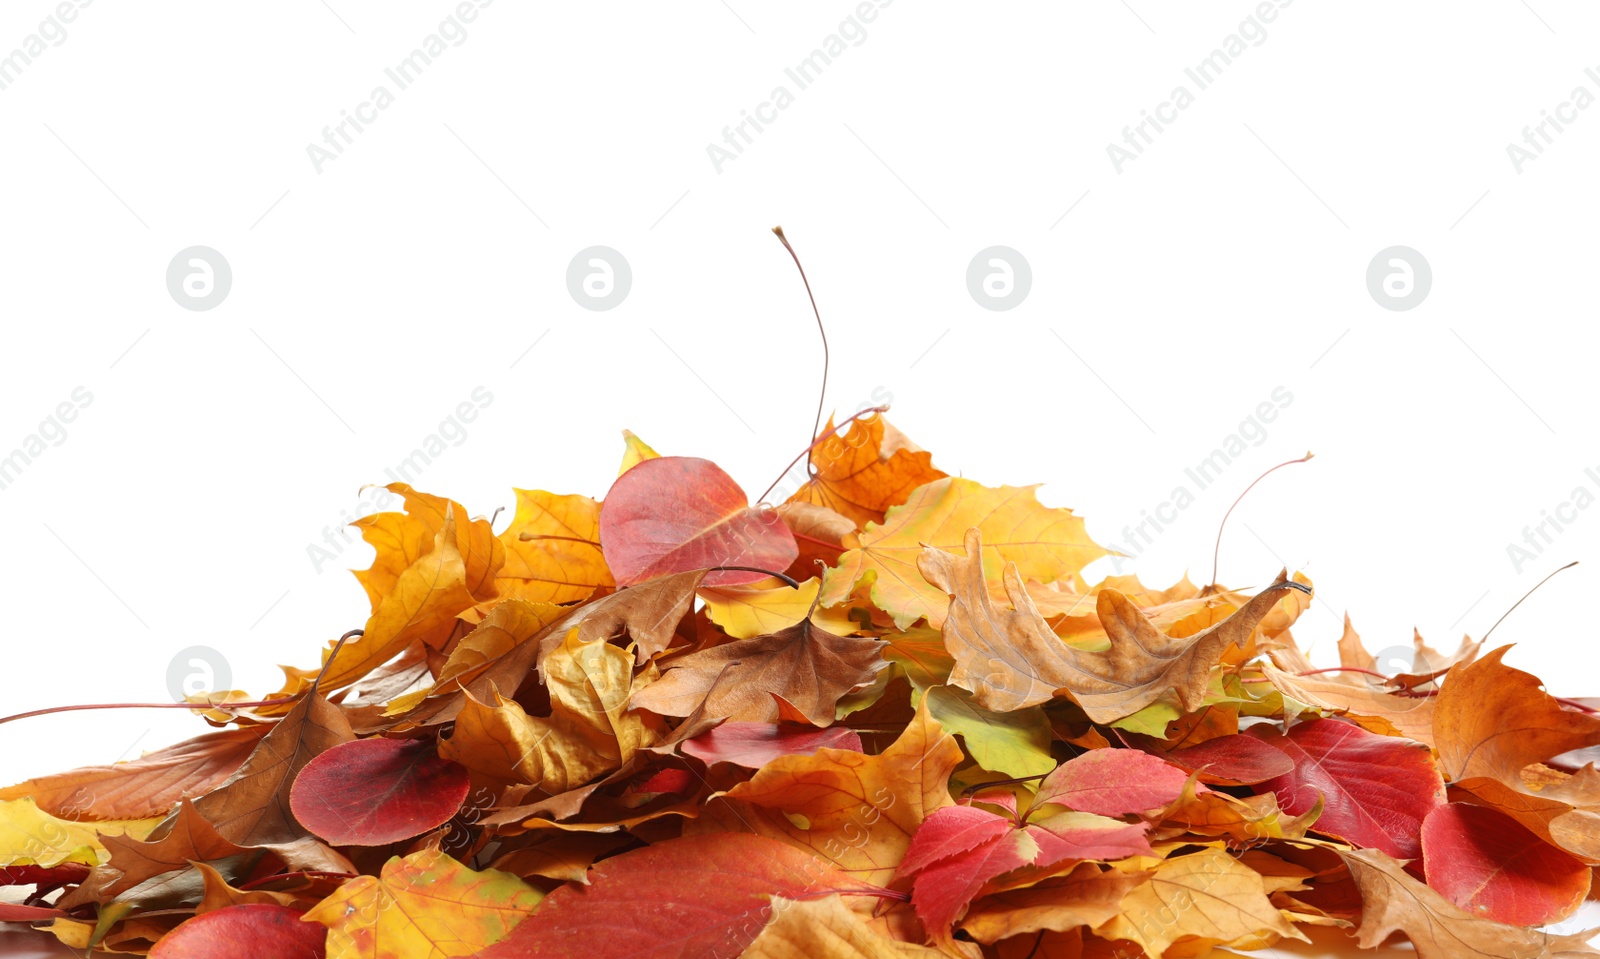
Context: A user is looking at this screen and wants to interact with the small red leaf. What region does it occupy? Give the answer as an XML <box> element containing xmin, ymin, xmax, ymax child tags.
<box><xmin>0</xmin><ymin>903</ymin><xmax>68</xmax><ymax>921</ymax></box>
<box><xmin>1252</xmin><ymin>719</ymin><xmax>1445</xmax><ymax>859</ymax></box>
<box><xmin>149</xmin><ymin>904</ymin><xmax>326</xmax><ymax>959</ymax></box>
<box><xmin>1162</xmin><ymin>733</ymin><xmax>1295</xmax><ymax>784</ymax></box>
<box><xmin>1421</xmin><ymin>803</ymin><xmax>1592</xmax><ymax>925</ymax></box>
<box><xmin>289</xmin><ymin>737</ymin><xmax>470</xmax><ymax>846</ymax></box>
<box><xmin>474</xmin><ymin>833</ymin><xmax>881</xmax><ymax>958</ymax></box>
<box><xmin>599</xmin><ymin>457</ymin><xmax>798</xmax><ymax>587</ymax></box>
<box><xmin>679</xmin><ymin>722</ymin><xmax>863</xmax><ymax>768</ymax></box>
<box><xmin>1033</xmin><ymin>748</ymin><xmax>1191</xmax><ymax>816</ymax></box>
<box><xmin>0</xmin><ymin>863</ymin><xmax>91</xmax><ymax>886</ymax></box>
<box><xmin>907</xmin><ymin>829</ymin><xmax>1038</xmax><ymax>939</ymax></box>
<box><xmin>1024</xmin><ymin>811</ymin><xmax>1154</xmax><ymax>868</ymax></box>
<box><xmin>895</xmin><ymin>805</ymin><xmax>1018</xmax><ymax>878</ymax></box>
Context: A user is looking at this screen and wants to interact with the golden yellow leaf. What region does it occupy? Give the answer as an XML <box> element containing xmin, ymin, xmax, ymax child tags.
<box><xmin>819</xmin><ymin>478</ymin><xmax>1110</xmax><ymax>629</ymax></box>
<box><xmin>746</xmin><ymin>894</ymin><xmax>947</xmax><ymax>958</ymax></box>
<box><xmin>618</xmin><ymin>429</ymin><xmax>661</xmax><ymax>475</ymax></box>
<box><xmin>0</xmin><ymin>798</ymin><xmax>159</xmax><ymax>868</ymax></box>
<box><xmin>284</xmin><ymin>508</ymin><xmax>478</xmax><ymax>696</ymax></box>
<box><xmin>438</xmin><ymin>629</ymin><xmax>659</xmax><ymax>792</ymax></box>
<box><xmin>700</xmin><ymin>576</ymin><xmax>820</xmax><ymax>640</ymax></box>
<box><xmin>352</xmin><ymin>484</ymin><xmax>503</xmax><ymax>610</ymax></box>
<box><xmin>496</xmin><ymin>488</ymin><xmax>613</xmax><ymax>604</ymax></box>
<box><xmin>303</xmin><ymin>847</ymin><xmax>542</xmax><ymax>959</ymax></box>
<box><xmin>1092</xmin><ymin>848</ymin><xmax>1306</xmax><ymax>957</ymax></box>
<box><xmin>960</xmin><ymin>862</ymin><xmax>1147</xmax><ymax>945</ymax></box>
<box><xmin>432</xmin><ymin>598</ymin><xmax>568</xmax><ymax>691</ymax></box>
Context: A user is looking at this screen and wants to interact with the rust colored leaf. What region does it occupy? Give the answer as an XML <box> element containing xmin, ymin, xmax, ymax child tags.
<box><xmin>785</xmin><ymin>413</ymin><xmax>946</xmax><ymax>528</ymax></box>
<box><xmin>0</xmin><ymin>726</ymin><xmax>266</xmax><ymax>821</ymax></box>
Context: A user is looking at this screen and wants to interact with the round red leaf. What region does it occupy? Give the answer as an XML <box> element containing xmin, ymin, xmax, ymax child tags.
<box><xmin>599</xmin><ymin>456</ymin><xmax>797</xmax><ymax>587</ymax></box>
<box><xmin>289</xmin><ymin>737</ymin><xmax>470</xmax><ymax>846</ymax></box>
<box><xmin>149</xmin><ymin>904</ymin><xmax>325</xmax><ymax>959</ymax></box>
<box><xmin>1421</xmin><ymin>802</ymin><xmax>1591</xmax><ymax>925</ymax></box>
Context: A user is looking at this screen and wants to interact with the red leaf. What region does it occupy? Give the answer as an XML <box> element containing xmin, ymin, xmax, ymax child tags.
<box><xmin>1023</xmin><ymin>811</ymin><xmax>1154</xmax><ymax>868</ymax></box>
<box><xmin>1421</xmin><ymin>803</ymin><xmax>1592</xmax><ymax>925</ymax></box>
<box><xmin>896</xmin><ymin>805</ymin><xmax>1018</xmax><ymax>878</ymax></box>
<box><xmin>289</xmin><ymin>737</ymin><xmax>470</xmax><ymax>846</ymax></box>
<box><xmin>473</xmin><ymin>833</ymin><xmax>883</xmax><ymax>958</ymax></box>
<box><xmin>0</xmin><ymin>863</ymin><xmax>91</xmax><ymax>886</ymax></box>
<box><xmin>599</xmin><ymin>457</ymin><xmax>797</xmax><ymax>587</ymax></box>
<box><xmin>0</xmin><ymin>903</ymin><xmax>68</xmax><ymax>921</ymax></box>
<box><xmin>1162</xmin><ymin>733</ymin><xmax>1295</xmax><ymax>784</ymax></box>
<box><xmin>1251</xmin><ymin>719</ymin><xmax>1445</xmax><ymax>859</ymax></box>
<box><xmin>1033</xmin><ymin>748</ymin><xmax>1192</xmax><ymax>816</ymax></box>
<box><xmin>907</xmin><ymin>829</ymin><xmax>1038</xmax><ymax>939</ymax></box>
<box><xmin>896</xmin><ymin>804</ymin><xmax>1153</xmax><ymax>940</ymax></box>
<box><xmin>679</xmin><ymin>722</ymin><xmax>863</xmax><ymax>768</ymax></box>
<box><xmin>148</xmin><ymin>904</ymin><xmax>326</xmax><ymax>959</ymax></box>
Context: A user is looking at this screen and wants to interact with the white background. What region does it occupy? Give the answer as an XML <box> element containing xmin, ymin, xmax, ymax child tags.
<box><xmin>2</xmin><ymin>1</ymin><xmax>1599</xmax><ymax>951</ymax></box>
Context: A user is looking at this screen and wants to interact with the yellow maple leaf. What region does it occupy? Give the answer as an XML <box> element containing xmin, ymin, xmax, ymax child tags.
<box><xmin>496</xmin><ymin>489</ymin><xmax>614</xmax><ymax>604</ymax></box>
<box><xmin>303</xmin><ymin>847</ymin><xmax>541</xmax><ymax>959</ymax></box>
<box><xmin>820</xmin><ymin>477</ymin><xmax>1111</xmax><ymax>629</ymax></box>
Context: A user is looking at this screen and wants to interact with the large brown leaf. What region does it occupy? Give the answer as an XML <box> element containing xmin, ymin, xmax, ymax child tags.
<box><xmin>193</xmin><ymin>692</ymin><xmax>355</xmax><ymax>847</ymax></box>
<box><xmin>923</xmin><ymin>529</ymin><xmax>1307</xmax><ymax>719</ymax></box>
<box><xmin>629</xmin><ymin>616</ymin><xmax>887</xmax><ymax>725</ymax></box>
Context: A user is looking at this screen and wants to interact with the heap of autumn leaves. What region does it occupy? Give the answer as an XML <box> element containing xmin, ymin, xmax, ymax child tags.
<box><xmin>2</xmin><ymin>415</ymin><xmax>1598</xmax><ymax>959</ymax></box>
